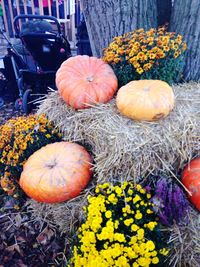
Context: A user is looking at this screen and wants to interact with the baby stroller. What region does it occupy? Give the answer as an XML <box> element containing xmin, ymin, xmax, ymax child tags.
<box><xmin>1</xmin><ymin>14</ymin><xmax>71</xmax><ymax>113</ymax></box>
<box><xmin>0</xmin><ymin>35</ymin><xmax>23</xmax><ymax>108</ymax></box>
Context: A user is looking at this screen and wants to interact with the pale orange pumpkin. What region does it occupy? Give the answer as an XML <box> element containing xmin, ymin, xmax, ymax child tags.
<box><xmin>19</xmin><ymin>142</ymin><xmax>92</xmax><ymax>203</ymax></box>
<box><xmin>56</xmin><ymin>55</ymin><xmax>118</xmax><ymax>109</ymax></box>
<box><xmin>181</xmin><ymin>158</ymin><xmax>200</xmax><ymax>211</ymax></box>
<box><xmin>116</xmin><ymin>80</ymin><xmax>175</xmax><ymax>121</ymax></box>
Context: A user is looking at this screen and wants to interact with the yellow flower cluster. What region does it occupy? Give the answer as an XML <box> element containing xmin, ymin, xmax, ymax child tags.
<box><xmin>102</xmin><ymin>27</ymin><xmax>187</xmax><ymax>75</ymax></box>
<box><xmin>0</xmin><ymin>114</ymin><xmax>62</xmax><ymax>195</ymax></box>
<box><xmin>0</xmin><ymin>171</ymin><xmax>16</xmax><ymax>195</ymax></box>
<box><xmin>69</xmin><ymin>182</ymin><xmax>169</xmax><ymax>267</ymax></box>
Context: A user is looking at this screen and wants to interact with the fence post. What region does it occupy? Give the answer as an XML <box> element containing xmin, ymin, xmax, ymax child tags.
<box><xmin>70</xmin><ymin>0</ymin><xmax>75</xmax><ymax>46</ymax></box>
<box><xmin>1</xmin><ymin>0</ymin><xmax>9</xmax><ymax>37</ymax></box>
<box><xmin>38</xmin><ymin>0</ymin><xmax>44</xmax><ymax>15</ymax></box>
<box><xmin>7</xmin><ymin>0</ymin><xmax>14</xmax><ymax>35</ymax></box>
<box><xmin>48</xmin><ymin>0</ymin><xmax>52</xmax><ymax>15</ymax></box>
<box><xmin>30</xmin><ymin>0</ymin><xmax>35</xmax><ymax>15</ymax></box>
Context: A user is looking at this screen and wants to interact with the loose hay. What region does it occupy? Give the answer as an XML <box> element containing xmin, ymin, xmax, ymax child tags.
<box><xmin>168</xmin><ymin>208</ymin><xmax>200</xmax><ymax>267</ymax></box>
<box><xmin>26</xmin><ymin>82</ymin><xmax>200</xmax><ymax>266</ymax></box>
<box><xmin>25</xmin><ymin>186</ymin><xmax>95</xmax><ymax>232</ymax></box>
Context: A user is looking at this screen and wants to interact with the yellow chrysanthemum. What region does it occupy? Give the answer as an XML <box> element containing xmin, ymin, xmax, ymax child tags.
<box><xmin>69</xmin><ymin>182</ymin><xmax>169</xmax><ymax>267</ymax></box>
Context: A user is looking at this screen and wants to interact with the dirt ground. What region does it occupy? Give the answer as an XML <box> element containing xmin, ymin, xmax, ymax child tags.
<box><xmin>0</xmin><ymin>102</ymin><xmax>23</xmax><ymax>125</ymax></box>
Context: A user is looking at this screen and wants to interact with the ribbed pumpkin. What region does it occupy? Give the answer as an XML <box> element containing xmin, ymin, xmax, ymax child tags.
<box><xmin>19</xmin><ymin>142</ymin><xmax>92</xmax><ymax>203</ymax></box>
<box><xmin>181</xmin><ymin>158</ymin><xmax>200</xmax><ymax>211</ymax></box>
<box><xmin>116</xmin><ymin>80</ymin><xmax>175</xmax><ymax>121</ymax></box>
<box><xmin>56</xmin><ymin>55</ymin><xmax>118</xmax><ymax>109</ymax></box>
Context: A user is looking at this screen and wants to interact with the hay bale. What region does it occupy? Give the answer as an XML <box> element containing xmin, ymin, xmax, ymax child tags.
<box><xmin>168</xmin><ymin>208</ymin><xmax>200</xmax><ymax>267</ymax></box>
<box><xmin>25</xmin><ymin>187</ymin><xmax>93</xmax><ymax>233</ymax></box>
<box><xmin>37</xmin><ymin>82</ymin><xmax>200</xmax><ymax>183</ymax></box>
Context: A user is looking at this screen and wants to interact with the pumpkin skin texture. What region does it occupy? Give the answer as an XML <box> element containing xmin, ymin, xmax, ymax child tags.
<box><xmin>56</xmin><ymin>55</ymin><xmax>118</xmax><ymax>109</ymax></box>
<box><xmin>19</xmin><ymin>142</ymin><xmax>92</xmax><ymax>203</ymax></box>
<box><xmin>116</xmin><ymin>80</ymin><xmax>175</xmax><ymax>121</ymax></box>
<box><xmin>181</xmin><ymin>158</ymin><xmax>200</xmax><ymax>211</ymax></box>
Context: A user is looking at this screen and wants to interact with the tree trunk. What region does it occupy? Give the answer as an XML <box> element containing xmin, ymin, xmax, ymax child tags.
<box><xmin>80</xmin><ymin>0</ymin><xmax>158</xmax><ymax>57</ymax></box>
<box><xmin>157</xmin><ymin>0</ymin><xmax>172</xmax><ymax>28</ymax></box>
<box><xmin>170</xmin><ymin>0</ymin><xmax>200</xmax><ymax>81</ymax></box>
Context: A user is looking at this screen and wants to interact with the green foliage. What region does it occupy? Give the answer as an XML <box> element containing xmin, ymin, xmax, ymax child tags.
<box><xmin>113</xmin><ymin>55</ymin><xmax>184</xmax><ymax>86</ymax></box>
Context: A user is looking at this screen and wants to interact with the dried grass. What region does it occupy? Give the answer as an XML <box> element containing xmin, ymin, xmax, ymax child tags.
<box><xmin>25</xmin><ymin>186</ymin><xmax>94</xmax><ymax>233</ymax></box>
<box><xmin>167</xmin><ymin>208</ymin><xmax>200</xmax><ymax>267</ymax></box>
<box><xmin>25</xmin><ymin>82</ymin><xmax>200</xmax><ymax>266</ymax></box>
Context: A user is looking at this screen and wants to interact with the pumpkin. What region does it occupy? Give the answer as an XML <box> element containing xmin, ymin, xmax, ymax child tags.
<box><xmin>181</xmin><ymin>158</ymin><xmax>200</xmax><ymax>211</ymax></box>
<box><xmin>19</xmin><ymin>142</ymin><xmax>92</xmax><ymax>203</ymax></box>
<box><xmin>116</xmin><ymin>80</ymin><xmax>175</xmax><ymax>121</ymax></box>
<box><xmin>56</xmin><ymin>55</ymin><xmax>118</xmax><ymax>109</ymax></box>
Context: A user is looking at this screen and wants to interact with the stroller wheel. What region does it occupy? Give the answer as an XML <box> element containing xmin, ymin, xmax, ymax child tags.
<box><xmin>0</xmin><ymin>97</ymin><xmax>4</xmax><ymax>108</ymax></box>
<box><xmin>22</xmin><ymin>89</ymin><xmax>32</xmax><ymax>114</ymax></box>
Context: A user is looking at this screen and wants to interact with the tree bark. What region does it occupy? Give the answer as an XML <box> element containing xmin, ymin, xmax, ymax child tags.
<box><xmin>170</xmin><ymin>0</ymin><xmax>200</xmax><ymax>81</ymax></box>
<box><xmin>80</xmin><ymin>0</ymin><xmax>158</xmax><ymax>57</ymax></box>
<box><xmin>157</xmin><ymin>0</ymin><xmax>172</xmax><ymax>28</ymax></box>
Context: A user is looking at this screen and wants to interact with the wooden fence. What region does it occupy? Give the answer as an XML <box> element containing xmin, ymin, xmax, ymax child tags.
<box><xmin>0</xmin><ymin>0</ymin><xmax>80</xmax><ymax>45</ymax></box>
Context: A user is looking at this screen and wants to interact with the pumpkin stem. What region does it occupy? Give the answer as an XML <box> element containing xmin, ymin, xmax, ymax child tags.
<box><xmin>45</xmin><ymin>159</ymin><xmax>57</xmax><ymax>169</ymax></box>
<box><xmin>143</xmin><ymin>87</ymin><xmax>150</xmax><ymax>92</ymax></box>
<box><xmin>86</xmin><ymin>76</ymin><xmax>94</xmax><ymax>82</ymax></box>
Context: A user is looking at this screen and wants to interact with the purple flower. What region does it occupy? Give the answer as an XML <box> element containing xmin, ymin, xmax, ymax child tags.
<box><xmin>151</xmin><ymin>177</ymin><xmax>190</xmax><ymax>226</ymax></box>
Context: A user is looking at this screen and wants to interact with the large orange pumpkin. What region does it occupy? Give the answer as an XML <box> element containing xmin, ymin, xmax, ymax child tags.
<box><xmin>116</xmin><ymin>80</ymin><xmax>175</xmax><ymax>121</ymax></box>
<box><xmin>19</xmin><ymin>142</ymin><xmax>92</xmax><ymax>203</ymax></box>
<box><xmin>56</xmin><ymin>55</ymin><xmax>118</xmax><ymax>109</ymax></box>
<box><xmin>181</xmin><ymin>158</ymin><xmax>200</xmax><ymax>211</ymax></box>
